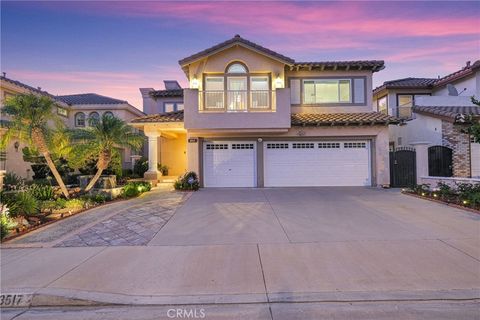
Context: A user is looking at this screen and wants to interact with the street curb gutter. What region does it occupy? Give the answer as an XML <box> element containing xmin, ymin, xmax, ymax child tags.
<box><xmin>1</xmin><ymin>289</ymin><xmax>479</xmax><ymax>308</ymax></box>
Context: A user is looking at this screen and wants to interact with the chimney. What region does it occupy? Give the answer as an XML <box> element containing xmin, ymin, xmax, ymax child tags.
<box><xmin>466</xmin><ymin>61</ymin><xmax>471</xmax><ymax>68</ymax></box>
<box><xmin>139</xmin><ymin>88</ymin><xmax>155</xmax><ymax>114</ymax></box>
<box><xmin>37</xmin><ymin>87</ymin><xmax>42</xmax><ymax>91</ymax></box>
<box><xmin>2</xmin><ymin>72</ymin><xmax>5</xmax><ymax>77</ymax></box>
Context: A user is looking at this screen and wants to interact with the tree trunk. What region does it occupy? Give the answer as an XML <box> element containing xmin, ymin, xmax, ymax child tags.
<box><xmin>84</xmin><ymin>150</ymin><xmax>111</xmax><ymax>192</ymax></box>
<box><xmin>84</xmin><ymin>167</ymin><xmax>104</xmax><ymax>192</ymax></box>
<box><xmin>32</xmin><ymin>128</ymin><xmax>70</xmax><ymax>199</ymax></box>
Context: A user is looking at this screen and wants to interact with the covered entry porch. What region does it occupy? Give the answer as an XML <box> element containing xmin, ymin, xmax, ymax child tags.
<box><xmin>130</xmin><ymin>112</ymin><xmax>187</xmax><ymax>182</ymax></box>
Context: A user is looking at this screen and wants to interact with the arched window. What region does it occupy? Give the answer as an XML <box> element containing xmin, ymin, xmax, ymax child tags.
<box><xmin>103</xmin><ymin>111</ymin><xmax>114</xmax><ymax>118</ymax></box>
<box><xmin>226</xmin><ymin>62</ymin><xmax>248</xmax><ymax>74</ymax></box>
<box><xmin>75</xmin><ymin>112</ymin><xmax>85</xmax><ymax>127</ymax></box>
<box><xmin>88</xmin><ymin>112</ymin><xmax>100</xmax><ymax>126</ymax></box>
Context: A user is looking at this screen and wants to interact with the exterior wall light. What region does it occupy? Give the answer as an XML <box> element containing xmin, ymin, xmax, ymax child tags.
<box><xmin>191</xmin><ymin>75</ymin><xmax>199</xmax><ymax>89</ymax></box>
<box><xmin>275</xmin><ymin>74</ymin><xmax>284</xmax><ymax>89</ymax></box>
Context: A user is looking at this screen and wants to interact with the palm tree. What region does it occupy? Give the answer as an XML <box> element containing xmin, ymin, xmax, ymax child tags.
<box><xmin>72</xmin><ymin>114</ymin><xmax>143</xmax><ymax>192</ymax></box>
<box><xmin>1</xmin><ymin>94</ymin><xmax>70</xmax><ymax>198</ymax></box>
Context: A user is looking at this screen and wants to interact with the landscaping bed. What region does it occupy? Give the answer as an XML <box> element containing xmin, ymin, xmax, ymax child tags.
<box><xmin>402</xmin><ymin>182</ymin><xmax>480</xmax><ymax>214</ymax></box>
<box><xmin>1</xmin><ymin>179</ymin><xmax>153</xmax><ymax>241</ymax></box>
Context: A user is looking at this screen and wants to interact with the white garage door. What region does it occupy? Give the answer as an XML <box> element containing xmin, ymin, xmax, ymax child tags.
<box><xmin>203</xmin><ymin>141</ymin><xmax>256</xmax><ymax>187</ymax></box>
<box><xmin>264</xmin><ymin>141</ymin><xmax>371</xmax><ymax>187</ymax></box>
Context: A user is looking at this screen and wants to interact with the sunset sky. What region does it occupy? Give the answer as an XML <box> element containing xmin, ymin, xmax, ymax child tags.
<box><xmin>1</xmin><ymin>1</ymin><xmax>479</xmax><ymax>110</ymax></box>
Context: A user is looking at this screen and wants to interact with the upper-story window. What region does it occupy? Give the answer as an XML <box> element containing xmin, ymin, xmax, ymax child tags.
<box><xmin>74</xmin><ymin>112</ymin><xmax>85</xmax><ymax>127</ymax></box>
<box><xmin>397</xmin><ymin>94</ymin><xmax>429</xmax><ymax>118</ymax></box>
<box><xmin>202</xmin><ymin>61</ymin><xmax>272</xmax><ymax>112</ymax></box>
<box><xmin>163</xmin><ymin>102</ymin><xmax>184</xmax><ymax>113</ymax></box>
<box><xmin>226</xmin><ymin>62</ymin><xmax>248</xmax><ymax>74</ymax></box>
<box><xmin>377</xmin><ymin>95</ymin><xmax>388</xmax><ymax>114</ymax></box>
<box><xmin>88</xmin><ymin>112</ymin><xmax>100</xmax><ymax>126</ymax></box>
<box><xmin>104</xmin><ymin>111</ymin><xmax>114</xmax><ymax>118</ymax></box>
<box><xmin>303</xmin><ymin>79</ymin><xmax>351</xmax><ymax>104</ymax></box>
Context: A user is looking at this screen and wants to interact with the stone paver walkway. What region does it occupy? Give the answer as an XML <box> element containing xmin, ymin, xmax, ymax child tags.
<box><xmin>3</xmin><ymin>186</ymin><xmax>188</xmax><ymax>248</ymax></box>
<box><xmin>56</xmin><ymin>195</ymin><xmax>183</xmax><ymax>247</ymax></box>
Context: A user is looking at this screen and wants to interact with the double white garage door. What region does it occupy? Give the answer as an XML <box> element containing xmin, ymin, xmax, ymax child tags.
<box><xmin>203</xmin><ymin>140</ymin><xmax>371</xmax><ymax>187</ymax></box>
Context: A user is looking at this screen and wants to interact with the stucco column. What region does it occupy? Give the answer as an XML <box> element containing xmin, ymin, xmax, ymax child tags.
<box><xmin>144</xmin><ymin>132</ymin><xmax>161</xmax><ymax>181</ymax></box>
<box><xmin>411</xmin><ymin>142</ymin><xmax>430</xmax><ymax>185</ymax></box>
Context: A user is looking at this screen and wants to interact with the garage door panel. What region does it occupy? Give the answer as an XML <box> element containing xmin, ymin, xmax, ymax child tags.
<box><xmin>264</xmin><ymin>141</ymin><xmax>371</xmax><ymax>187</ymax></box>
<box><xmin>203</xmin><ymin>142</ymin><xmax>256</xmax><ymax>187</ymax></box>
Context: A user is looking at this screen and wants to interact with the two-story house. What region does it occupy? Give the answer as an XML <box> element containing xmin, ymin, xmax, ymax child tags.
<box><xmin>0</xmin><ymin>74</ymin><xmax>70</xmax><ymax>180</ymax></box>
<box><xmin>140</xmin><ymin>80</ymin><xmax>184</xmax><ymax>115</ymax></box>
<box><xmin>131</xmin><ymin>35</ymin><xmax>398</xmax><ymax>187</ymax></box>
<box><xmin>56</xmin><ymin>93</ymin><xmax>145</xmax><ymax>169</ymax></box>
<box><xmin>1</xmin><ymin>75</ymin><xmax>145</xmax><ymax>183</ymax></box>
<box><xmin>373</xmin><ymin>61</ymin><xmax>480</xmax><ymax>179</ymax></box>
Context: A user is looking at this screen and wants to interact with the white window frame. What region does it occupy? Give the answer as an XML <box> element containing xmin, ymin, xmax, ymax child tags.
<box><xmin>302</xmin><ymin>79</ymin><xmax>352</xmax><ymax>104</ymax></box>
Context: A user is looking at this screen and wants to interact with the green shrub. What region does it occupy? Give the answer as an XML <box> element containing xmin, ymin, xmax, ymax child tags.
<box><xmin>3</xmin><ymin>172</ymin><xmax>25</xmax><ymax>190</ymax></box>
<box><xmin>0</xmin><ymin>217</ymin><xmax>8</xmax><ymax>240</ymax></box>
<box><xmin>133</xmin><ymin>157</ymin><xmax>148</xmax><ymax>177</ymax></box>
<box><xmin>174</xmin><ymin>172</ymin><xmax>200</xmax><ymax>191</ymax></box>
<box><xmin>436</xmin><ymin>182</ymin><xmax>456</xmax><ymax>199</ymax></box>
<box><xmin>27</xmin><ymin>184</ymin><xmax>55</xmax><ymax>201</ymax></box>
<box><xmin>40</xmin><ymin>200</ymin><xmax>58</xmax><ymax>212</ymax></box>
<box><xmin>55</xmin><ymin>198</ymin><xmax>67</xmax><ymax>209</ymax></box>
<box><xmin>81</xmin><ymin>193</ymin><xmax>108</xmax><ymax>204</ymax></box>
<box><xmin>411</xmin><ymin>184</ymin><xmax>430</xmax><ymax>195</ymax></box>
<box><xmin>65</xmin><ymin>199</ymin><xmax>85</xmax><ymax>211</ymax></box>
<box><xmin>7</xmin><ymin>192</ymin><xmax>40</xmax><ymax>217</ymax></box>
<box><xmin>121</xmin><ymin>181</ymin><xmax>151</xmax><ymax>198</ymax></box>
<box><xmin>157</xmin><ymin>163</ymin><xmax>169</xmax><ymax>176</ymax></box>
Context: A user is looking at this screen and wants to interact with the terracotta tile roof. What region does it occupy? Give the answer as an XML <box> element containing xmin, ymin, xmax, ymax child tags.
<box><xmin>291</xmin><ymin>112</ymin><xmax>400</xmax><ymax>126</ymax></box>
<box><xmin>131</xmin><ymin>110</ymin><xmax>184</xmax><ymax>123</ymax></box>
<box><xmin>150</xmin><ymin>89</ymin><xmax>184</xmax><ymax>98</ymax></box>
<box><xmin>434</xmin><ymin>60</ymin><xmax>480</xmax><ymax>87</ymax></box>
<box><xmin>413</xmin><ymin>106</ymin><xmax>480</xmax><ymax>122</ymax></box>
<box><xmin>179</xmin><ymin>34</ymin><xmax>295</xmax><ymax>66</ymax></box>
<box><xmin>56</xmin><ymin>93</ymin><xmax>127</xmax><ymax>105</ymax></box>
<box><xmin>373</xmin><ymin>77</ymin><xmax>437</xmax><ymax>94</ymax></box>
<box><xmin>294</xmin><ymin>60</ymin><xmax>385</xmax><ymax>72</ymax></box>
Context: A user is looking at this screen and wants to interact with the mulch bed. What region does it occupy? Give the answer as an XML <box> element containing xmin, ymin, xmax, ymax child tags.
<box><xmin>402</xmin><ymin>191</ymin><xmax>480</xmax><ymax>215</ymax></box>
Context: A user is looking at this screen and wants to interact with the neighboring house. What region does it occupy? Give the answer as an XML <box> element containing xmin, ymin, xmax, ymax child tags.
<box><xmin>140</xmin><ymin>80</ymin><xmax>184</xmax><ymax>114</ymax></box>
<box><xmin>373</xmin><ymin>60</ymin><xmax>480</xmax><ymax>182</ymax></box>
<box><xmin>131</xmin><ymin>35</ymin><xmax>398</xmax><ymax>187</ymax></box>
<box><xmin>0</xmin><ymin>74</ymin><xmax>70</xmax><ymax>180</ymax></box>
<box><xmin>56</xmin><ymin>93</ymin><xmax>145</xmax><ymax>169</ymax></box>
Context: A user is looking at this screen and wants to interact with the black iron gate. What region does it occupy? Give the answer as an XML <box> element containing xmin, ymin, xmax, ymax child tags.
<box><xmin>390</xmin><ymin>147</ymin><xmax>416</xmax><ymax>187</ymax></box>
<box><xmin>428</xmin><ymin>146</ymin><xmax>453</xmax><ymax>177</ymax></box>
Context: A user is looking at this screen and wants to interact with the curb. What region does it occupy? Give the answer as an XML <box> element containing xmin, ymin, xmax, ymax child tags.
<box><xmin>2</xmin><ymin>288</ymin><xmax>479</xmax><ymax>308</ymax></box>
<box><xmin>402</xmin><ymin>192</ymin><xmax>480</xmax><ymax>215</ymax></box>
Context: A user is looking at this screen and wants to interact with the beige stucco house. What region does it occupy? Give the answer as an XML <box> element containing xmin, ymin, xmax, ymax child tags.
<box><xmin>0</xmin><ymin>75</ymin><xmax>145</xmax><ymax>185</ymax></box>
<box><xmin>56</xmin><ymin>93</ymin><xmax>145</xmax><ymax>169</ymax></box>
<box><xmin>0</xmin><ymin>74</ymin><xmax>70</xmax><ymax>180</ymax></box>
<box><xmin>131</xmin><ymin>35</ymin><xmax>398</xmax><ymax>187</ymax></box>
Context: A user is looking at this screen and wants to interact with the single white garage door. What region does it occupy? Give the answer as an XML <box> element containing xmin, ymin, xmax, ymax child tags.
<box><xmin>264</xmin><ymin>141</ymin><xmax>371</xmax><ymax>187</ymax></box>
<box><xmin>203</xmin><ymin>141</ymin><xmax>256</xmax><ymax>187</ymax></box>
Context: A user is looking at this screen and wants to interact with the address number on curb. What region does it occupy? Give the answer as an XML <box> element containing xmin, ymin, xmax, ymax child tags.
<box><xmin>0</xmin><ymin>294</ymin><xmax>32</xmax><ymax>307</ymax></box>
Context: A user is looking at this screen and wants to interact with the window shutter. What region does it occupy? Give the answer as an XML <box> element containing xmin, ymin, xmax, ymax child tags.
<box><xmin>353</xmin><ymin>78</ymin><xmax>365</xmax><ymax>104</ymax></box>
<box><xmin>290</xmin><ymin>79</ymin><xmax>301</xmax><ymax>104</ymax></box>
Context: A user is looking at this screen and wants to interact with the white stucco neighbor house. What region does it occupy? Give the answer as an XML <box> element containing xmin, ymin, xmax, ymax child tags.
<box><xmin>131</xmin><ymin>35</ymin><xmax>399</xmax><ymax>187</ymax></box>
<box><xmin>373</xmin><ymin>60</ymin><xmax>480</xmax><ymax>182</ymax></box>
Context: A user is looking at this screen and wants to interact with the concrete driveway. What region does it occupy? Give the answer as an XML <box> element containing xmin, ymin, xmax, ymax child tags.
<box><xmin>149</xmin><ymin>187</ymin><xmax>480</xmax><ymax>246</ymax></box>
<box><xmin>2</xmin><ymin>187</ymin><xmax>479</xmax><ymax>310</ymax></box>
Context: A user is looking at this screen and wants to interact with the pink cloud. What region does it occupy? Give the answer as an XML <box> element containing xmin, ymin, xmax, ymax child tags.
<box><xmin>9</xmin><ymin>69</ymin><xmax>188</xmax><ymax>109</ymax></box>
